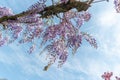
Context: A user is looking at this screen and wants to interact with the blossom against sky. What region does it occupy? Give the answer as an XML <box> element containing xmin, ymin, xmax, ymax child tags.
<box><xmin>0</xmin><ymin>0</ymin><xmax>120</xmax><ymax>80</ymax></box>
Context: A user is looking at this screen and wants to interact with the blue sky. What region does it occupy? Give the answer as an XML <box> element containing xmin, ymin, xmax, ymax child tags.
<box><xmin>0</xmin><ymin>0</ymin><xmax>120</xmax><ymax>80</ymax></box>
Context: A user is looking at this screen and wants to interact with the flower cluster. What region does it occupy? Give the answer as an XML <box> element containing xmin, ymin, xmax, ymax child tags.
<box><xmin>114</xmin><ymin>0</ymin><xmax>120</xmax><ymax>12</ymax></box>
<box><xmin>102</xmin><ymin>72</ymin><xmax>113</xmax><ymax>80</ymax></box>
<box><xmin>0</xmin><ymin>6</ymin><xmax>44</xmax><ymax>45</ymax></box>
<box><xmin>18</xmin><ymin>19</ymin><xmax>43</xmax><ymax>44</ymax></box>
<box><xmin>0</xmin><ymin>7</ymin><xmax>13</xmax><ymax>17</ymax></box>
<box><xmin>0</xmin><ymin>32</ymin><xmax>8</xmax><ymax>46</ymax></box>
<box><xmin>43</xmin><ymin>25</ymin><xmax>59</xmax><ymax>41</ymax></box>
<box><xmin>64</xmin><ymin>10</ymin><xmax>91</xmax><ymax>28</ymax></box>
<box><xmin>45</xmin><ymin>39</ymin><xmax>68</xmax><ymax>67</ymax></box>
<box><xmin>82</xmin><ymin>32</ymin><xmax>97</xmax><ymax>48</ymax></box>
<box><xmin>0</xmin><ymin>0</ymin><xmax>97</xmax><ymax>70</ymax></box>
<box><xmin>6</xmin><ymin>23</ymin><xmax>22</xmax><ymax>39</ymax></box>
<box><xmin>67</xmin><ymin>34</ymin><xmax>82</xmax><ymax>48</ymax></box>
<box><xmin>102</xmin><ymin>72</ymin><xmax>120</xmax><ymax>80</ymax></box>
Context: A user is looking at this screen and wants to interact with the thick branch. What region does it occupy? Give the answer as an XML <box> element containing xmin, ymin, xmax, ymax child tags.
<box><xmin>40</xmin><ymin>1</ymin><xmax>90</xmax><ymax>18</ymax></box>
<box><xmin>0</xmin><ymin>1</ymin><xmax>92</xmax><ymax>23</ymax></box>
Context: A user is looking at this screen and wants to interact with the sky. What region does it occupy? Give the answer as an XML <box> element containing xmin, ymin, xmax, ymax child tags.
<box><xmin>0</xmin><ymin>0</ymin><xmax>120</xmax><ymax>80</ymax></box>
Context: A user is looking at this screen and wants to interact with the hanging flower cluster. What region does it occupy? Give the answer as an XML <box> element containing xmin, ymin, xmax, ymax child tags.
<box><xmin>0</xmin><ymin>0</ymin><xmax>97</xmax><ymax>70</ymax></box>
<box><xmin>114</xmin><ymin>0</ymin><xmax>120</xmax><ymax>12</ymax></box>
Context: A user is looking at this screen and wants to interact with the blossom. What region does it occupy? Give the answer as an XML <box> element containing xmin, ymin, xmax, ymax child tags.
<box><xmin>0</xmin><ymin>7</ymin><xmax>14</xmax><ymax>17</ymax></box>
<box><xmin>67</xmin><ymin>34</ymin><xmax>82</xmax><ymax>48</ymax></box>
<box><xmin>64</xmin><ymin>11</ymin><xmax>91</xmax><ymax>28</ymax></box>
<box><xmin>43</xmin><ymin>25</ymin><xmax>59</xmax><ymax>41</ymax></box>
<box><xmin>80</xmin><ymin>11</ymin><xmax>91</xmax><ymax>21</ymax></box>
<box><xmin>101</xmin><ymin>72</ymin><xmax>113</xmax><ymax>80</ymax></box>
<box><xmin>82</xmin><ymin>32</ymin><xmax>97</xmax><ymax>48</ymax></box>
<box><xmin>0</xmin><ymin>37</ymin><xmax>8</xmax><ymax>46</ymax></box>
<box><xmin>28</xmin><ymin>44</ymin><xmax>36</xmax><ymax>54</ymax></box>
<box><xmin>7</xmin><ymin>23</ymin><xmax>22</xmax><ymax>40</ymax></box>
<box><xmin>116</xmin><ymin>76</ymin><xmax>120</xmax><ymax>80</ymax></box>
<box><xmin>45</xmin><ymin>39</ymin><xmax>68</xmax><ymax>67</ymax></box>
<box><xmin>0</xmin><ymin>1</ymin><xmax>97</xmax><ymax>70</ymax></box>
<box><xmin>28</xmin><ymin>0</ymin><xmax>46</xmax><ymax>14</ymax></box>
<box><xmin>114</xmin><ymin>0</ymin><xmax>120</xmax><ymax>12</ymax></box>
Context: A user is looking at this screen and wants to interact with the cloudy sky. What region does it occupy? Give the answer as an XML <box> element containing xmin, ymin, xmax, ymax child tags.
<box><xmin>0</xmin><ymin>0</ymin><xmax>120</xmax><ymax>80</ymax></box>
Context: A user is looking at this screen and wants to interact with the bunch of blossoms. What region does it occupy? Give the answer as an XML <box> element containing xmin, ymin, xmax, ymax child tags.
<box><xmin>0</xmin><ymin>7</ymin><xmax>14</xmax><ymax>46</ymax></box>
<box><xmin>114</xmin><ymin>0</ymin><xmax>120</xmax><ymax>12</ymax></box>
<box><xmin>0</xmin><ymin>0</ymin><xmax>97</xmax><ymax>70</ymax></box>
<box><xmin>0</xmin><ymin>0</ymin><xmax>45</xmax><ymax>45</ymax></box>
<box><xmin>101</xmin><ymin>72</ymin><xmax>120</xmax><ymax>80</ymax></box>
<box><xmin>41</xmin><ymin>10</ymin><xmax>97</xmax><ymax>69</ymax></box>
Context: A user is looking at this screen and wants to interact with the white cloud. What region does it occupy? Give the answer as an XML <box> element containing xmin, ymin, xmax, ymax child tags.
<box><xmin>99</xmin><ymin>13</ymin><xmax>116</xmax><ymax>27</ymax></box>
<box><xmin>92</xmin><ymin>1</ymin><xmax>120</xmax><ymax>79</ymax></box>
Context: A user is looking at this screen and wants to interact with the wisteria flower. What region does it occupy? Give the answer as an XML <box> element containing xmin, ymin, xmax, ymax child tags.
<box><xmin>0</xmin><ymin>0</ymin><xmax>97</xmax><ymax>70</ymax></box>
<box><xmin>114</xmin><ymin>0</ymin><xmax>120</xmax><ymax>12</ymax></box>
<box><xmin>45</xmin><ymin>39</ymin><xmax>68</xmax><ymax>67</ymax></box>
<box><xmin>81</xmin><ymin>32</ymin><xmax>97</xmax><ymax>48</ymax></box>
<box><xmin>0</xmin><ymin>7</ymin><xmax>14</xmax><ymax>17</ymax></box>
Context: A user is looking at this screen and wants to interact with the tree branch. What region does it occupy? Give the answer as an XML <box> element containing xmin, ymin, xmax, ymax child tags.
<box><xmin>0</xmin><ymin>1</ymin><xmax>93</xmax><ymax>23</ymax></box>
